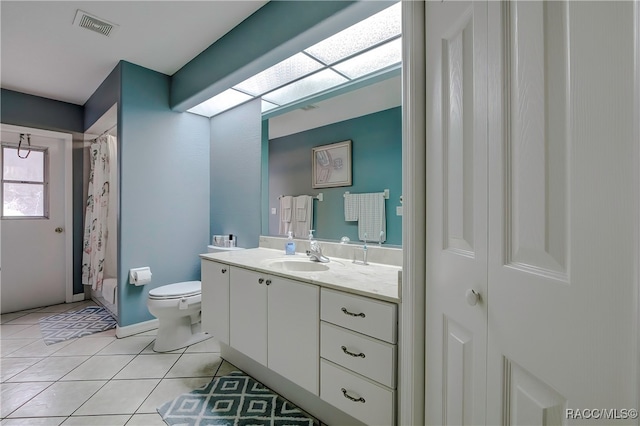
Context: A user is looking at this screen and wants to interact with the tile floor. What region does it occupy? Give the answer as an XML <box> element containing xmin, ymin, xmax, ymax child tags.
<box><xmin>0</xmin><ymin>300</ymin><xmax>238</xmax><ymax>425</ymax></box>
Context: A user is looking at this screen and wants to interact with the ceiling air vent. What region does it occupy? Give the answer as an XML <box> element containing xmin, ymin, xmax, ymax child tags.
<box><xmin>73</xmin><ymin>10</ymin><xmax>118</xmax><ymax>37</ymax></box>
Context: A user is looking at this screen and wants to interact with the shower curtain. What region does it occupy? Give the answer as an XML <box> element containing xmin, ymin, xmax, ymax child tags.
<box><xmin>82</xmin><ymin>134</ymin><xmax>116</xmax><ymax>291</ymax></box>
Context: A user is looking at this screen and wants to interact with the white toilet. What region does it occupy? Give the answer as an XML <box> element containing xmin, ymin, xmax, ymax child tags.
<box><xmin>146</xmin><ymin>245</ymin><xmax>244</xmax><ymax>352</ymax></box>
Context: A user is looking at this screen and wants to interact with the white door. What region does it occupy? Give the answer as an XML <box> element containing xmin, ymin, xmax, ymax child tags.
<box><xmin>425</xmin><ymin>1</ymin><xmax>488</xmax><ymax>424</ymax></box>
<box><xmin>486</xmin><ymin>1</ymin><xmax>637</xmax><ymax>422</ymax></box>
<box><xmin>427</xmin><ymin>1</ymin><xmax>638</xmax><ymax>425</ymax></box>
<box><xmin>0</xmin><ymin>125</ymin><xmax>72</xmax><ymax>313</ymax></box>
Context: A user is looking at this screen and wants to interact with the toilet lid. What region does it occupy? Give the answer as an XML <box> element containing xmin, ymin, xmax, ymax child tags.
<box><xmin>148</xmin><ymin>281</ymin><xmax>201</xmax><ymax>299</ymax></box>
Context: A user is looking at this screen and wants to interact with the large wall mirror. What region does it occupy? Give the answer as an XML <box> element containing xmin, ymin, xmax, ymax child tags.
<box><xmin>264</xmin><ymin>73</ymin><xmax>402</xmax><ymax>246</ymax></box>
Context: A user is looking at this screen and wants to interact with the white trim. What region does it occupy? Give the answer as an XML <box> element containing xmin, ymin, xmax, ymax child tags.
<box><xmin>0</xmin><ymin>124</ymin><xmax>74</xmax><ymax>304</ymax></box>
<box><xmin>399</xmin><ymin>1</ymin><xmax>426</xmax><ymax>426</ymax></box>
<box><xmin>71</xmin><ymin>293</ymin><xmax>85</xmax><ymax>302</ymax></box>
<box><xmin>115</xmin><ymin>318</ymin><xmax>158</xmax><ymax>338</ymax></box>
<box><xmin>634</xmin><ymin>0</ymin><xmax>640</xmax><ymax>415</ymax></box>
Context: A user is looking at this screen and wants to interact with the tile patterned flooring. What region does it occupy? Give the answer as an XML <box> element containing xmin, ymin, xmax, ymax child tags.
<box><xmin>0</xmin><ymin>300</ymin><xmax>237</xmax><ymax>425</ymax></box>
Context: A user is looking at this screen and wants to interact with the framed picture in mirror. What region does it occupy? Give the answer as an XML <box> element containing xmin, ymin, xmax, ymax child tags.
<box><xmin>312</xmin><ymin>140</ymin><xmax>352</xmax><ymax>188</ymax></box>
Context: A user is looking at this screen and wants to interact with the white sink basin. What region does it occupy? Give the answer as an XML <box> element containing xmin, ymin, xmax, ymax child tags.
<box><xmin>266</xmin><ymin>259</ymin><xmax>330</xmax><ymax>272</ymax></box>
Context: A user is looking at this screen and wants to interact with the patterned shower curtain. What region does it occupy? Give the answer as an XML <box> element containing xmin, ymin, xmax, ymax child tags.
<box><xmin>82</xmin><ymin>135</ymin><xmax>116</xmax><ymax>291</ymax></box>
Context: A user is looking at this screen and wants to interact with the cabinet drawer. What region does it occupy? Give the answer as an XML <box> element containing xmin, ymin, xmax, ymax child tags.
<box><xmin>321</xmin><ymin>288</ymin><xmax>397</xmax><ymax>343</ymax></box>
<box><xmin>320</xmin><ymin>359</ymin><xmax>395</xmax><ymax>426</ymax></box>
<box><xmin>321</xmin><ymin>322</ymin><xmax>396</xmax><ymax>388</ymax></box>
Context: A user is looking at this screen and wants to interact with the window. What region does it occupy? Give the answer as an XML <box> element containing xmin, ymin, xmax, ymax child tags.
<box><xmin>1</xmin><ymin>145</ymin><xmax>49</xmax><ymax>218</ymax></box>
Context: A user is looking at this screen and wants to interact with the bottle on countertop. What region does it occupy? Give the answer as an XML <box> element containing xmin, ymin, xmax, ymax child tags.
<box><xmin>285</xmin><ymin>231</ymin><xmax>296</xmax><ymax>255</ymax></box>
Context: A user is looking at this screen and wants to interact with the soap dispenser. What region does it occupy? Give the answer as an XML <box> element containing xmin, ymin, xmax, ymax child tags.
<box><xmin>285</xmin><ymin>231</ymin><xmax>296</xmax><ymax>255</ymax></box>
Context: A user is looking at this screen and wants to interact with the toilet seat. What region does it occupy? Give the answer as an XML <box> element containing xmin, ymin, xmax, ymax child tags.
<box><xmin>148</xmin><ymin>281</ymin><xmax>201</xmax><ymax>300</ymax></box>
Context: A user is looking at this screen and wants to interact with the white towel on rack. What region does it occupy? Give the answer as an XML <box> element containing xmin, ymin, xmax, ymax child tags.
<box><xmin>357</xmin><ymin>193</ymin><xmax>386</xmax><ymax>243</ymax></box>
<box><xmin>279</xmin><ymin>196</ymin><xmax>293</xmax><ymax>235</ymax></box>
<box><xmin>344</xmin><ymin>193</ymin><xmax>359</xmax><ymax>221</ymax></box>
<box><xmin>295</xmin><ymin>195</ymin><xmax>307</xmax><ymax>221</ymax></box>
<box><xmin>294</xmin><ymin>195</ymin><xmax>313</xmax><ymax>238</ymax></box>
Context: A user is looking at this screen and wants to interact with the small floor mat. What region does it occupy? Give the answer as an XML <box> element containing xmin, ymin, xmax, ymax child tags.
<box><xmin>157</xmin><ymin>371</ymin><xmax>319</xmax><ymax>426</ymax></box>
<box><xmin>39</xmin><ymin>306</ymin><xmax>116</xmax><ymax>345</ymax></box>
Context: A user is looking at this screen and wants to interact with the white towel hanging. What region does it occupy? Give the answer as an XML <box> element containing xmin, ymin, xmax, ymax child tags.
<box><xmin>279</xmin><ymin>196</ymin><xmax>293</xmax><ymax>235</ymax></box>
<box><xmin>357</xmin><ymin>193</ymin><xmax>386</xmax><ymax>242</ymax></box>
<box><xmin>293</xmin><ymin>195</ymin><xmax>313</xmax><ymax>237</ymax></box>
<box><xmin>344</xmin><ymin>193</ymin><xmax>359</xmax><ymax>221</ymax></box>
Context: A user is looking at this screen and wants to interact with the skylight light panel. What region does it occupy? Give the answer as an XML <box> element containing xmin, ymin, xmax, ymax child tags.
<box><xmin>187</xmin><ymin>88</ymin><xmax>253</xmax><ymax>118</ymax></box>
<box><xmin>332</xmin><ymin>38</ymin><xmax>402</xmax><ymax>79</ymax></box>
<box><xmin>261</xmin><ymin>99</ymin><xmax>279</xmax><ymax>112</ymax></box>
<box><xmin>234</xmin><ymin>53</ymin><xmax>324</xmax><ymax>96</ymax></box>
<box><xmin>304</xmin><ymin>2</ymin><xmax>401</xmax><ymax>65</ymax></box>
<box><xmin>262</xmin><ymin>69</ymin><xmax>348</xmax><ymax>106</ymax></box>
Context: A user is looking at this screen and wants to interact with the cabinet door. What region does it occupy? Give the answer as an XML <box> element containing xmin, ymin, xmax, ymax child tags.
<box><xmin>229</xmin><ymin>267</ymin><xmax>268</xmax><ymax>365</ymax></box>
<box><xmin>267</xmin><ymin>276</ymin><xmax>319</xmax><ymax>395</ymax></box>
<box><xmin>201</xmin><ymin>260</ymin><xmax>230</xmax><ymax>344</ymax></box>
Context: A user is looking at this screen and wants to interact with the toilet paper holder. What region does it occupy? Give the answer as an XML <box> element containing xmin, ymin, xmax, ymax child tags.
<box><xmin>129</xmin><ymin>267</ymin><xmax>152</xmax><ymax>286</ymax></box>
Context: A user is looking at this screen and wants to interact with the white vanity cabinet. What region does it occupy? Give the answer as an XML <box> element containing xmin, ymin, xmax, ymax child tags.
<box><xmin>200</xmin><ymin>249</ymin><xmax>400</xmax><ymax>425</ymax></box>
<box><xmin>319</xmin><ymin>288</ymin><xmax>398</xmax><ymax>426</ymax></box>
<box><xmin>201</xmin><ymin>260</ymin><xmax>230</xmax><ymax>344</ymax></box>
<box><xmin>229</xmin><ymin>266</ymin><xmax>320</xmax><ymax>394</ymax></box>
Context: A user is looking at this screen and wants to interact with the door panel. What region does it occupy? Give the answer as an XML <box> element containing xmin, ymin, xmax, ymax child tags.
<box><xmin>1</xmin><ymin>129</ymin><xmax>68</xmax><ymax>313</ymax></box>
<box><xmin>426</xmin><ymin>1</ymin><xmax>487</xmax><ymax>424</ymax></box>
<box><xmin>229</xmin><ymin>266</ymin><xmax>267</xmax><ymax>365</ymax></box>
<box><xmin>503</xmin><ymin>0</ymin><xmax>569</xmax><ymax>280</ymax></box>
<box><xmin>487</xmin><ymin>1</ymin><xmax>637</xmax><ymax>422</ymax></box>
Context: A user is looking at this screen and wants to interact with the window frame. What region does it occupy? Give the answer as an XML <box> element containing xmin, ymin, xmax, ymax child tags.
<box><xmin>1</xmin><ymin>143</ymin><xmax>50</xmax><ymax>219</ymax></box>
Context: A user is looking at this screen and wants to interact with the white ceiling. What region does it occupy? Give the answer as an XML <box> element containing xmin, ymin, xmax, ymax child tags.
<box><xmin>0</xmin><ymin>1</ymin><xmax>268</xmax><ymax>105</ymax></box>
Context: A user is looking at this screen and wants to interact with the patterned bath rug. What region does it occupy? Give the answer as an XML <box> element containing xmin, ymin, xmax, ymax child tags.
<box><xmin>157</xmin><ymin>370</ymin><xmax>320</xmax><ymax>426</ymax></box>
<box><xmin>39</xmin><ymin>306</ymin><xmax>116</xmax><ymax>345</ymax></box>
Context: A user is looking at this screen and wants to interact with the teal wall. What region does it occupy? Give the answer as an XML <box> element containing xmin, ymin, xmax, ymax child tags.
<box><xmin>210</xmin><ymin>99</ymin><xmax>262</xmax><ymax>249</ymax></box>
<box><xmin>84</xmin><ymin>63</ymin><xmax>121</xmax><ymax>131</ymax></box>
<box><xmin>118</xmin><ymin>62</ymin><xmax>209</xmax><ymax>327</ymax></box>
<box><xmin>268</xmin><ymin>107</ymin><xmax>402</xmax><ymax>245</ymax></box>
<box><xmin>1</xmin><ymin>89</ymin><xmax>84</xmax><ymax>132</ymax></box>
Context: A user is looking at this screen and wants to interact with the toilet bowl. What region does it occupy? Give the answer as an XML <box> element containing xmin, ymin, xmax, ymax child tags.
<box><xmin>147</xmin><ymin>245</ymin><xmax>245</xmax><ymax>352</ymax></box>
<box><xmin>147</xmin><ymin>281</ymin><xmax>208</xmax><ymax>352</ymax></box>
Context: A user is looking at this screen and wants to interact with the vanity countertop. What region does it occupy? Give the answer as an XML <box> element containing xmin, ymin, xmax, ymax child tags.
<box><xmin>200</xmin><ymin>247</ymin><xmax>401</xmax><ymax>302</ymax></box>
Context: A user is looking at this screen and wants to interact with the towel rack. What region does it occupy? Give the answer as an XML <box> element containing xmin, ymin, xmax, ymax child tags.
<box><xmin>343</xmin><ymin>189</ymin><xmax>389</xmax><ymax>199</ymax></box>
<box><xmin>279</xmin><ymin>193</ymin><xmax>323</xmax><ymax>202</ymax></box>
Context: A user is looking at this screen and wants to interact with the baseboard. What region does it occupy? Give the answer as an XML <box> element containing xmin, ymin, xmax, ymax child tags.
<box><xmin>116</xmin><ymin>318</ymin><xmax>158</xmax><ymax>338</ymax></box>
<box><xmin>71</xmin><ymin>293</ymin><xmax>86</xmax><ymax>302</ymax></box>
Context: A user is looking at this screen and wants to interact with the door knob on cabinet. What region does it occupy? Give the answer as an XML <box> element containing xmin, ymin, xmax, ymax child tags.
<box><xmin>221</xmin><ymin>268</ymin><xmax>227</xmax><ymax>274</ymax></box>
<box><xmin>258</xmin><ymin>278</ymin><xmax>264</xmax><ymax>284</ymax></box>
<box><xmin>55</xmin><ymin>227</ymin><xmax>64</xmax><ymax>233</ymax></box>
<box><xmin>466</xmin><ymin>289</ymin><xmax>480</xmax><ymax>306</ymax></box>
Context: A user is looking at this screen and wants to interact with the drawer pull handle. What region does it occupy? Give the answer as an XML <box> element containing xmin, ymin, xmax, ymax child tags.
<box><xmin>341</xmin><ymin>307</ymin><xmax>365</xmax><ymax>318</ymax></box>
<box><xmin>341</xmin><ymin>388</ymin><xmax>365</xmax><ymax>403</ymax></box>
<box><xmin>258</xmin><ymin>278</ymin><xmax>264</xmax><ymax>284</ymax></box>
<box><xmin>341</xmin><ymin>346</ymin><xmax>365</xmax><ymax>358</ymax></box>
<box><xmin>221</xmin><ymin>268</ymin><xmax>227</xmax><ymax>273</ymax></box>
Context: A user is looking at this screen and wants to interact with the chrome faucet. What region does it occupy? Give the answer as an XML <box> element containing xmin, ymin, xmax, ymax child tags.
<box><xmin>306</xmin><ymin>230</ymin><xmax>329</xmax><ymax>263</ymax></box>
